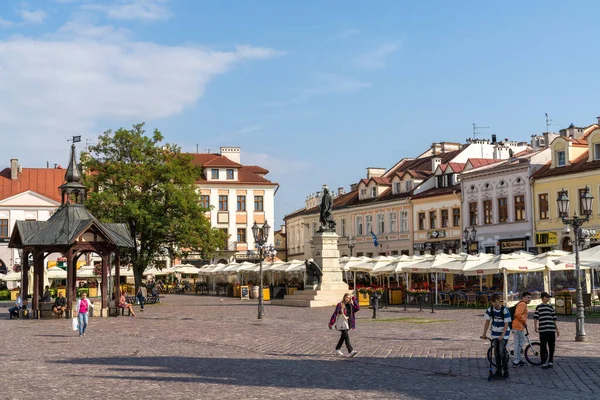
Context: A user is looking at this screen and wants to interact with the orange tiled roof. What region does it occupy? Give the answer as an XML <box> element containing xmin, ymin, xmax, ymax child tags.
<box><xmin>245</xmin><ymin>165</ymin><xmax>269</xmax><ymax>174</ymax></box>
<box><xmin>532</xmin><ymin>150</ymin><xmax>599</xmax><ymax>179</ymax></box>
<box><xmin>186</xmin><ymin>153</ymin><xmax>275</xmax><ymax>185</ymax></box>
<box><xmin>446</xmin><ymin>162</ymin><xmax>466</xmax><ymax>172</ymax></box>
<box><xmin>0</xmin><ymin>167</ymin><xmax>65</xmax><ymax>202</ymax></box>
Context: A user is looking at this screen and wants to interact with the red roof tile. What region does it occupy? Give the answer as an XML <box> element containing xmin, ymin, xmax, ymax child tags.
<box><xmin>532</xmin><ymin>150</ymin><xmax>597</xmax><ymax>179</ymax></box>
<box><xmin>447</xmin><ymin>162</ymin><xmax>466</xmax><ymax>172</ymax></box>
<box><xmin>245</xmin><ymin>165</ymin><xmax>269</xmax><ymax>174</ymax></box>
<box><xmin>203</xmin><ymin>156</ymin><xmax>243</xmax><ymax>168</ymax></box>
<box><xmin>0</xmin><ymin>167</ymin><xmax>65</xmax><ymax>202</ymax></box>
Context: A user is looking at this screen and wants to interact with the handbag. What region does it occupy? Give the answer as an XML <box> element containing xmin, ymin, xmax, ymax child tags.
<box><xmin>72</xmin><ymin>317</ymin><xmax>79</xmax><ymax>331</ymax></box>
<box><xmin>334</xmin><ymin>312</ymin><xmax>349</xmax><ymax>331</ymax></box>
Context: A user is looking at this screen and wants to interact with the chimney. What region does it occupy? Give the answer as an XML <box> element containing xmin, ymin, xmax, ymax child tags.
<box><xmin>219</xmin><ymin>147</ymin><xmax>241</xmax><ymax>163</ymax></box>
<box><xmin>491</xmin><ymin>134</ymin><xmax>497</xmax><ymax>144</ymax></box>
<box><xmin>431</xmin><ymin>157</ymin><xmax>442</xmax><ymax>171</ymax></box>
<box><xmin>350</xmin><ymin>183</ymin><xmax>358</xmax><ymax>192</ymax></box>
<box><xmin>280</xmin><ymin>224</ymin><xmax>286</xmax><ymax>234</ymax></box>
<box><xmin>366</xmin><ymin>167</ymin><xmax>386</xmax><ymax>179</ymax></box>
<box><xmin>597</xmin><ymin>116</ymin><xmax>600</xmax><ymax>125</ymax></box>
<box><xmin>337</xmin><ymin>187</ymin><xmax>345</xmax><ymax>196</ymax></box>
<box><xmin>10</xmin><ymin>159</ymin><xmax>19</xmax><ymax>180</ymax></box>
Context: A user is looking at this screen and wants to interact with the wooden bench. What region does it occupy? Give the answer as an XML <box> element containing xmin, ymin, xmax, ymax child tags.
<box><xmin>108</xmin><ymin>300</ymin><xmax>131</xmax><ymax>317</ymax></box>
<box><xmin>38</xmin><ymin>302</ymin><xmax>58</xmax><ymax>319</ymax></box>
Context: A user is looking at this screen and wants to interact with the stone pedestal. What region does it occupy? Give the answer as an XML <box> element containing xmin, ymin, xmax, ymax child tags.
<box><xmin>272</xmin><ymin>231</ymin><xmax>349</xmax><ymax>307</ymax></box>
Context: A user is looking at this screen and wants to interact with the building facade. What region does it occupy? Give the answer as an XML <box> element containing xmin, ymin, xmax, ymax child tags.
<box><xmin>0</xmin><ymin>159</ymin><xmax>64</xmax><ymax>272</ymax></box>
<box><xmin>188</xmin><ymin>147</ymin><xmax>278</xmax><ymax>264</ymax></box>
<box><xmin>532</xmin><ymin>121</ymin><xmax>600</xmax><ymax>252</ymax></box>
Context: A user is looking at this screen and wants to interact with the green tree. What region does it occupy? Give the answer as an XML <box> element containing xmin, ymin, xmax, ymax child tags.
<box><xmin>81</xmin><ymin>123</ymin><xmax>227</xmax><ymax>290</ymax></box>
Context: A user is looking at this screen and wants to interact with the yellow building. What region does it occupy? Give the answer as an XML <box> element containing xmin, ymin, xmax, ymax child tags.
<box><xmin>532</xmin><ymin>122</ymin><xmax>600</xmax><ymax>252</ymax></box>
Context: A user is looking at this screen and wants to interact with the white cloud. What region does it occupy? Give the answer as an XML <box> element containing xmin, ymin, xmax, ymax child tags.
<box><xmin>20</xmin><ymin>10</ymin><xmax>48</xmax><ymax>24</ymax></box>
<box><xmin>356</xmin><ymin>41</ymin><xmax>402</xmax><ymax>69</ymax></box>
<box><xmin>0</xmin><ymin>16</ymin><xmax>15</xmax><ymax>27</ymax></box>
<box><xmin>298</xmin><ymin>73</ymin><xmax>370</xmax><ymax>100</ymax></box>
<box><xmin>0</xmin><ymin>19</ymin><xmax>279</xmax><ymax>166</ymax></box>
<box><xmin>83</xmin><ymin>0</ymin><xmax>172</xmax><ymax>22</ymax></box>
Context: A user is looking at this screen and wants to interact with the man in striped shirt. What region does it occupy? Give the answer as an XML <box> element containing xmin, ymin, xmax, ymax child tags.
<box><xmin>534</xmin><ymin>292</ymin><xmax>559</xmax><ymax>369</ymax></box>
<box><xmin>481</xmin><ymin>293</ymin><xmax>511</xmax><ymax>379</ymax></box>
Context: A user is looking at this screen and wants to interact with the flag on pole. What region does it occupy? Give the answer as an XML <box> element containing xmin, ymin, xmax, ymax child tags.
<box><xmin>370</xmin><ymin>231</ymin><xmax>379</xmax><ymax>248</ymax></box>
<box><xmin>72</xmin><ymin>135</ymin><xmax>81</xmax><ymax>143</ymax></box>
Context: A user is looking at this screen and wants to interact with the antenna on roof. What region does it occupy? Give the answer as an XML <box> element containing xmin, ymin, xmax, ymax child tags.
<box><xmin>544</xmin><ymin>113</ymin><xmax>559</xmax><ymax>133</ymax></box>
<box><xmin>472</xmin><ymin>123</ymin><xmax>489</xmax><ymax>139</ymax></box>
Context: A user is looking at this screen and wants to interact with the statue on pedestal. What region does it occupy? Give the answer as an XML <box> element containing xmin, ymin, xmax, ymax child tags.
<box><xmin>319</xmin><ymin>186</ymin><xmax>336</xmax><ymax>232</ymax></box>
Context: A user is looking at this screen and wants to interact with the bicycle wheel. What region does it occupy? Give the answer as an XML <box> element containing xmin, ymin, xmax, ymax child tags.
<box><xmin>525</xmin><ymin>342</ymin><xmax>542</xmax><ymax>365</ymax></box>
<box><xmin>487</xmin><ymin>346</ymin><xmax>497</xmax><ymax>367</ymax></box>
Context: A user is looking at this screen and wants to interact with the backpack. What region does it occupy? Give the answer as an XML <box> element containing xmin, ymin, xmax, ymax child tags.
<box><xmin>507</xmin><ymin>301</ymin><xmax>526</xmax><ymax>328</ymax></box>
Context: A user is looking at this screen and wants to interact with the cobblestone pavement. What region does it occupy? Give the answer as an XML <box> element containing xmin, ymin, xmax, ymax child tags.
<box><xmin>1</xmin><ymin>296</ymin><xmax>599</xmax><ymax>399</ymax></box>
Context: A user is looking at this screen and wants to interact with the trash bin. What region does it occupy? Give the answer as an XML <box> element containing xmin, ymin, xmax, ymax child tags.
<box><xmin>251</xmin><ymin>285</ymin><xmax>259</xmax><ymax>299</ymax></box>
<box><xmin>555</xmin><ymin>293</ymin><xmax>573</xmax><ymax>315</ymax></box>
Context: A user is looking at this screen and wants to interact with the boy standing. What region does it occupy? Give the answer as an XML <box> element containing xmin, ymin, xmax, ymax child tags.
<box><xmin>534</xmin><ymin>292</ymin><xmax>559</xmax><ymax>369</ymax></box>
<box><xmin>512</xmin><ymin>291</ymin><xmax>532</xmax><ymax>367</ymax></box>
<box><xmin>481</xmin><ymin>293</ymin><xmax>511</xmax><ymax>379</ymax></box>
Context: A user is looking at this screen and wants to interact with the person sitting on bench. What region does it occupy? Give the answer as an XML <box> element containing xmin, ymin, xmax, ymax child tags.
<box><xmin>53</xmin><ymin>293</ymin><xmax>67</xmax><ymax>318</ymax></box>
<box><xmin>9</xmin><ymin>289</ymin><xmax>22</xmax><ymax>319</ymax></box>
<box><xmin>42</xmin><ymin>286</ymin><xmax>52</xmax><ymax>303</ymax></box>
<box><xmin>118</xmin><ymin>293</ymin><xmax>136</xmax><ymax>317</ymax></box>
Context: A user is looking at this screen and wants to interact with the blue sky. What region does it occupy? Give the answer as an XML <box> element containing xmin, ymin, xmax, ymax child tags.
<box><xmin>1</xmin><ymin>1</ymin><xmax>600</xmax><ymax>226</ymax></box>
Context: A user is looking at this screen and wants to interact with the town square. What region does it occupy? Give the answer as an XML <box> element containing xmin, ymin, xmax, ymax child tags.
<box><xmin>2</xmin><ymin>1</ymin><xmax>600</xmax><ymax>399</ymax></box>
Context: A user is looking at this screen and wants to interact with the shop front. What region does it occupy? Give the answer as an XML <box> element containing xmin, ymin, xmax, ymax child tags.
<box><xmin>535</xmin><ymin>231</ymin><xmax>558</xmax><ymax>254</ymax></box>
<box><xmin>498</xmin><ymin>238</ymin><xmax>528</xmax><ymax>254</ymax></box>
<box><xmin>413</xmin><ymin>239</ymin><xmax>461</xmax><ymax>255</ymax></box>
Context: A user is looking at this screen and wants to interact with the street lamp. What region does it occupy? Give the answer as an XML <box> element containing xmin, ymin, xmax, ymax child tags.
<box><xmin>557</xmin><ymin>186</ymin><xmax>594</xmax><ymax>342</ymax></box>
<box><xmin>347</xmin><ymin>236</ymin><xmax>356</xmax><ymax>256</ymax></box>
<box><xmin>462</xmin><ymin>227</ymin><xmax>477</xmax><ymax>254</ymax></box>
<box><xmin>251</xmin><ymin>220</ymin><xmax>273</xmax><ymax>319</ymax></box>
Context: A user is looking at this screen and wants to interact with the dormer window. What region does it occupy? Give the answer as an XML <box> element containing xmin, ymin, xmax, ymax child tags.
<box><xmin>394</xmin><ymin>182</ymin><xmax>401</xmax><ymax>194</ymax></box>
<box><xmin>360</xmin><ymin>189</ymin><xmax>367</xmax><ymax>198</ymax></box>
<box><xmin>595</xmin><ymin>143</ymin><xmax>600</xmax><ymax>161</ymax></box>
<box><xmin>556</xmin><ymin>151</ymin><xmax>566</xmax><ymax>166</ymax></box>
<box><xmin>405</xmin><ymin>181</ymin><xmax>413</xmax><ymax>192</ymax></box>
<box><xmin>226</xmin><ymin>169</ymin><xmax>234</xmax><ymax>179</ymax></box>
<box><xmin>371</xmin><ymin>187</ymin><xmax>377</xmax><ymax>198</ymax></box>
<box><xmin>211</xmin><ymin>169</ymin><xmax>219</xmax><ymax>179</ymax></box>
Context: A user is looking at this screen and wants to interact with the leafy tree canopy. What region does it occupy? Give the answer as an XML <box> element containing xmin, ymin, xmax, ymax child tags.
<box><xmin>81</xmin><ymin>123</ymin><xmax>227</xmax><ymax>288</ymax></box>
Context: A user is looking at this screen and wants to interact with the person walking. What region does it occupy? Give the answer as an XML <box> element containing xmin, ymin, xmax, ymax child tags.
<box><xmin>328</xmin><ymin>293</ymin><xmax>360</xmax><ymax>357</ymax></box>
<box><xmin>75</xmin><ymin>292</ymin><xmax>93</xmax><ymax>337</ymax></box>
<box><xmin>534</xmin><ymin>292</ymin><xmax>559</xmax><ymax>369</ymax></box>
<box><xmin>511</xmin><ymin>291</ymin><xmax>532</xmax><ymax>367</ymax></box>
<box><xmin>136</xmin><ymin>285</ymin><xmax>147</xmax><ymax>311</ymax></box>
<box><xmin>481</xmin><ymin>293</ymin><xmax>511</xmax><ymax>379</ymax></box>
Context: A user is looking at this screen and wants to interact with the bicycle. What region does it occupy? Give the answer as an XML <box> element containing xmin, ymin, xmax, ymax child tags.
<box><xmin>486</xmin><ymin>327</ymin><xmax>542</xmax><ymax>367</ymax></box>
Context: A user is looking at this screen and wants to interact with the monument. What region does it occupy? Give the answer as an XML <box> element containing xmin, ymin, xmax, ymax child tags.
<box><xmin>271</xmin><ymin>185</ymin><xmax>350</xmax><ymax>307</ymax></box>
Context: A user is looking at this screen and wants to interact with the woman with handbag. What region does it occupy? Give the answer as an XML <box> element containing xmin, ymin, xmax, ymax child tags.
<box><xmin>328</xmin><ymin>293</ymin><xmax>360</xmax><ymax>357</ymax></box>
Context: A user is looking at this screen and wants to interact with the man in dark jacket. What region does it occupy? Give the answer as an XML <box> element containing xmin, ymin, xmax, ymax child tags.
<box><xmin>53</xmin><ymin>293</ymin><xmax>67</xmax><ymax>318</ymax></box>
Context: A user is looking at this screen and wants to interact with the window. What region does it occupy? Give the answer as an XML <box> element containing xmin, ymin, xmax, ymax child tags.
<box><xmin>469</xmin><ymin>202</ymin><xmax>478</xmax><ymax>226</ymax></box>
<box><xmin>418</xmin><ymin>212</ymin><xmax>425</xmax><ymax>230</ymax></box>
<box><xmin>356</xmin><ymin>216</ymin><xmax>363</xmax><ymax>235</ymax></box>
<box><xmin>400</xmin><ymin>211</ymin><xmax>409</xmax><ymax>232</ymax></box>
<box><xmin>360</xmin><ymin>189</ymin><xmax>367</xmax><ymax>198</ymax></box>
<box><xmin>365</xmin><ymin>215</ymin><xmax>372</xmax><ymax>233</ymax></box>
<box><xmin>341</xmin><ymin>218</ymin><xmax>346</xmax><ymax>237</ymax></box>
<box><xmin>0</xmin><ymin>219</ymin><xmax>7</xmax><ymax>237</ymax></box>
<box><xmin>236</xmin><ymin>195</ymin><xmax>246</xmax><ymax>211</ymax></box>
<box><xmin>483</xmin><ymin>200</ymin><xmax>493</xmax><ymax>224</ymax></box>
<box><xmin>237</xmin><ymin>228</ymin><xmax>246</xmax><ymax>243</ymax></box>
<box><xmin>452</xmin><ymin>208</ymin><xmax>460</xmax><ymax>226</ymax></box>
<box><xmin>377</xmin><ymin>213</ymin><xmax>385</xmax><ymax>234</ymax></box>
<box><xmin>370</xmin><ymin>187</ymin><xmax>377</xmax><ymax>198</ymax></box>
<box><xmin>514</xmin><ymin>195</ymin><xmax>525</xmax><ymax>221</ymax></box>
<box><xmin>595</xmin><ymin>143</ymin><xmax>600</xmax><ymax>160</ymax></box>
<box><xmin>556</xmin><ymin>151</ymin><xmax>566</xmax><ymax>166</ymax></box>
<box><xmin>429</xmin><ymin>211</ymin><xmax>437</xmax><ymax>229</ymax></box>
<box><xmin>211</xmin><ymin>169</ymin><xmax>219</xmax><ymax>179</ymax></box>
<box><xmin>220</xmin><ymin>228</ymin><xmax>229</xmax><ymax>238</ymax></box>
<box><xmin>441</xmin><ymin>209</ymin><xmax>449</xmax><ymax>228</ymax></box>
<box><xmin>498</xmin><ymin>197</ymin><xmax>508</xmax><ymax>223</ymax></box>
<box><xmin>226</xmin><ymin>169</ymin><xmax>234</xmax><ymax>179</ymax></box>
<box><xmin>539</xmin><ymin>194</ymin><xmax>548</xmax><ymax>219</ymax></box>
<box><xmin>394</xmin><ymin>182</ymin><xmax>401</xmax><ymax>193</ymax></box>
<box><xmin>200</xmin><ymin>195</ymin><xmax>210</xmax><ymax>209</ymax></box>
<box><xmin>405</xmin><ymin>181</ymin><xmax>413</xmax><ymax>192</ymax></box>
<box><xmin>388</xmin><ymin>212</ymin><xmax>397</xmax><ymax>233</ymax></box>
<box><xmin>219</xmin><ymin>195</ymin><xmax>228</xmax><ymax>211</ymax></box>
<box><xmin>254</xmin><ymin>196</ymin><xmax>264</xmax><ymax>211</ymax></box>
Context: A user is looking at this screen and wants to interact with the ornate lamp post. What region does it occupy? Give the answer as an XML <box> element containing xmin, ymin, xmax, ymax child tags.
<box><xmin>462</xmin><ymin>227</ymin><xmax>478</xmax><ymax>255</ymax></box>
<box><xmin>251</xmin><ymin>220</ymin><xmax>273</xmax><ymax>320</ymax></box>
<box><xmin>557</xmin><ymin>186</ymin><xmax>594</xmax><ymax>342</ymax></box>
<box><xmin>347</xmin><ymin>236</ymin><xmax>356</xmax><ymax>257</ymax></box>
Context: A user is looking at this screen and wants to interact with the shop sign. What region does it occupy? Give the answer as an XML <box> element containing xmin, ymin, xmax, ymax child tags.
<box><xmin>427</xmin><ymin>230</ymin><xmax>446</xmax><ymax>239</ymax></box>
<box><xmin>500</xmin><ymin>240</ymin><xmax>526</xmax><ymax>251</ymax></box>
<box><xmin>565</xmin><ymin>263</ymin><xmax>575</xmax><ymax>269</ymax></box>
<box><xmin>536</xmin><ymin>232</ymin><xmax>558</xmax><ymax>246</ymax></box>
